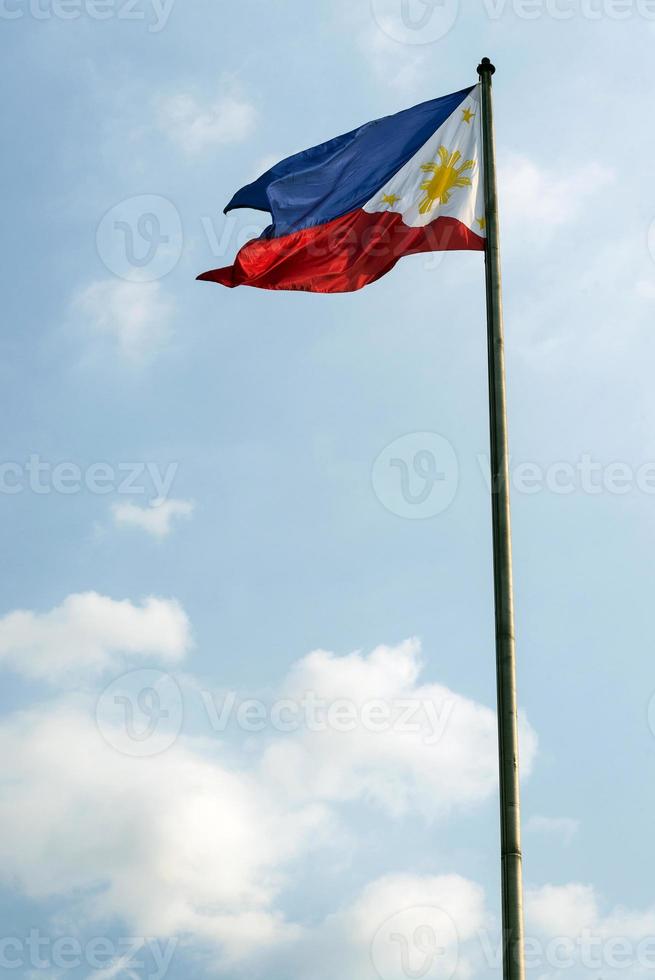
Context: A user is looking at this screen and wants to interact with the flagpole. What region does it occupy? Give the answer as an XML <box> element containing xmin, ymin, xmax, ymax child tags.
<box><xmin>476</xmin><ymin>57</ymin><xmax>526</xmax><ymax>980</ymax></box>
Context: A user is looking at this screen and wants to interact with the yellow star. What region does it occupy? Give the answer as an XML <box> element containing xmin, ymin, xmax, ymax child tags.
<box><xmin>381</xmin><ymin>193</ymin><xmax>400</xmax><ymax>207</ymax></box>
<box><xmin>476</xmin><ymin>216</ymin><xmax>486</xmax><ymax>231</ymax></box>
<box><xmin>461</xmin><ymin>108</ymin><xmax>476</xmax><ymax>124</ymax></box>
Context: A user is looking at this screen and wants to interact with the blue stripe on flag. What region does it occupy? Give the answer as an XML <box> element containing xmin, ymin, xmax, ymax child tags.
<box><xmin>224</xmin><ymin>86</ymin><xmax>473</xmax><ymax>238</ymax></box>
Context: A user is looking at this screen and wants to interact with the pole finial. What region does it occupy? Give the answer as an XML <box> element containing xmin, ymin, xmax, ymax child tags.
<box><xmin>477</xmin><ymin>57</ymin><xmax>496</xmax><ymax>76</ymax></box>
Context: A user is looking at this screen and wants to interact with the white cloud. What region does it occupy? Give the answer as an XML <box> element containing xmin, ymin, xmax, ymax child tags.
<box><xmin>280</xmin><ymin>872</ymin><xmax>490</xmax><ymax>980</ymax></box>
<box><xmin>248</xmin><ymin>153</ymin><xmax>282</xmax><ymax>181</ymax></box>
<box><xmin>0</xmin><ymin>592</ymin><xmax>191</xmax><ymax>682</ymax></box>
<box><xmin>0</xmin><ymin>636</ymin><xmax>536</xmax><ymax>971</ymax></box>
<box><xmin>73</xmin><ymin>279</ymin><xmax>174</xmax><ymax>361</ymax></box>
<box><xmin>526</xmin><ymin>815</ymin><xmax>580</xmax><ymax>844</ymax></box>
<box><xmin>0</xmin><ymin>693</ymin><xmax>494</xmax><ymax>973</ymax></box>
<box><xmin>499</xmin><ymin>154</ymin><xmax>613</xmax><ymax>243</ymax></box>
<box><xmin>526</xmin><ymin>883</ymin><xmax>655</xmax><ymax>977</ymax></box>
<box><xmin>343</xmin><ymin>873</ymin><xmax>488</xmax><ymax>979</ymax></box>
<box><xmin>112</xmin><ymin>497</ymin><xmax>194</xmax><ymax>539</ymax></box>
<box><xmin>636</xmin><ymin>280</ymin><xmax>655</xmax><ymax>300</ymax></box>
<box><xmin>511</xmin><ymin>232</ymin><xmax>653</xmax><ymax>372</ymax></box>
<box><xmin>0</xmin><ymin>703</ymin><xmax>330</xmax><ymax>961</ymax></box>
<box><xmin>338</xmin><ymin>0</ymin><xmax>442</xmax><ymax>96</ymax></box>
<box><xmin>158</xmin><ymin>86</ymin><xmax>256</xmax><ymax>154</ymax></box>
<box><xmin>527</xmin><ymin>882</ymin><xmax>600</xmax><ymax>938</ymax></box>
<box><xmin>260</xmin><ymin>638</ymin><xmax>538</xmax><ymax>819</ymax></box>
<box><xmin>357</xmin><ymin>28</ymin><xmax>428</xmax><ymax>94</ymax></box>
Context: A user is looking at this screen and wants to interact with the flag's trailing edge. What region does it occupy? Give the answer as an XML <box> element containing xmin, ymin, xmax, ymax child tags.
<box><xmin>197</xmin><ymin>85</ymin><xmax>486</xmax><ymax>294</ymax></box>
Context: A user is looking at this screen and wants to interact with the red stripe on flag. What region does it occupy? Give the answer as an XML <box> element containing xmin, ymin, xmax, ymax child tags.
<box><xmin>197</xmin><ymin>209</ymin><xmax>485</xmax><ymax>294</ymax></box>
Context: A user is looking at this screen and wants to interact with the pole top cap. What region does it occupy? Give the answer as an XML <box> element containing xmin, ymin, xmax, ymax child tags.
<box><xmin>477</xmin><ymin>57</ymin><xmax>496</xmax><ymax>76</ymax></box>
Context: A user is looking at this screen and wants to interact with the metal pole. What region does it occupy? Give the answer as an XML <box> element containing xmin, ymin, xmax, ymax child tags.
<box><xmin>476</xmin><ymin>56</ymin><xmax>526</xmax><ymax>980</ymax></box>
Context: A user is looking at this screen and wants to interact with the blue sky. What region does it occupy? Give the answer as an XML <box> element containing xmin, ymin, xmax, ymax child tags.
<box><xmin>1</xmin><ymin>1</ymin><xmax>655</xmax><ymax>978</ymax></box>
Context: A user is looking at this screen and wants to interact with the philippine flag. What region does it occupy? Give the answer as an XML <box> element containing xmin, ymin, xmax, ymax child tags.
<box><xmin>197</xmin><ymin>85</ymin><xmax>486</xmax><ymax>294</ymax></box>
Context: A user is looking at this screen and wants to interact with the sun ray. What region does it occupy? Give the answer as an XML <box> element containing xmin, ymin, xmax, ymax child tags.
<box><xmin>417</xmin><ymin>145</ymin><xmax>476</xmax><ymax>214</ymax></box>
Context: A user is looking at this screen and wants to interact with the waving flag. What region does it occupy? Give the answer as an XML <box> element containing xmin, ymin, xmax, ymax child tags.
<box><xmin>197</xmin><ymin>85</ymin><xmax>486</xmax><ymax>294</ymax></box>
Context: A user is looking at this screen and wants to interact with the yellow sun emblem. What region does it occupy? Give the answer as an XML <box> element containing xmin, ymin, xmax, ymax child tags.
<box><xmin>418</xmin><ymin>146</ymin><xmax>476</xmax><ymax>215</ymax></box>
